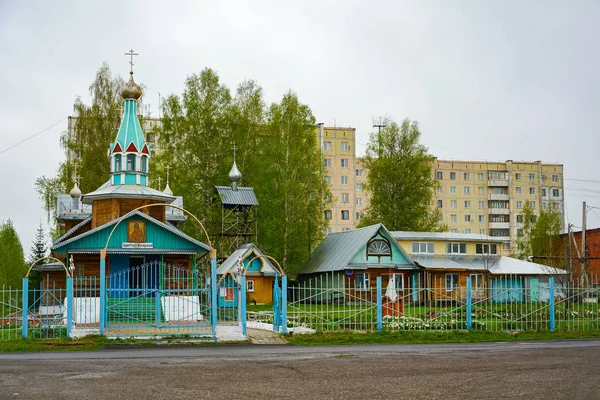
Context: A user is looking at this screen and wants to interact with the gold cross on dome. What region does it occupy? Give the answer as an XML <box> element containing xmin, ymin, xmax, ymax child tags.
<box><xmin>125</xmin><ymin>49</ymin><xmax>139</xmax><ymax>74</ymax></box>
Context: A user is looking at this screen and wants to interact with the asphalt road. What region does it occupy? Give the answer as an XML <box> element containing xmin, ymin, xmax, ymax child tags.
<box><xmin>1</xmin><ymin>340</ymin><xmax>599</xmax><ymax>399</ymax></box>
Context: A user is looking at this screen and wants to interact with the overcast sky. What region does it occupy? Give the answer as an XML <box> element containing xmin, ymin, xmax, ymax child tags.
<box><xmin>1</xmin><ymin>0</ymin><xmax>599</xmax><ymax>253</ymax></box>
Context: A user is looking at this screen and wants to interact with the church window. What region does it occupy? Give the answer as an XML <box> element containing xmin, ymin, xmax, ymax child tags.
<box><xmin>127</xmin><ymin>154</ymin><xmax>136</xmax><ymax>171</ymax></box>
<box><xmin>114</xmin><ymin>154</ymin><xmax>122</xmax><ymax>172</ymax></box>
<box><xmin>141</xmin><ymin>156</ymin><xmax>148</xmax><ymax>173</ymax></box>
<box><xmin>366</xmin><ymin>237</ymin><xmax>392</xmax><ymax>261</ymax></box>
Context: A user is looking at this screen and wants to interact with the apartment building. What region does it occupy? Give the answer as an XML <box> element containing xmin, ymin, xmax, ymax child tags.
<box><xmin>434</xmin><ymin>160</ymin><xmax>564</xmax><ymax>251</ymax></box>
<box><xmin>316</xmin><ymin>124</ymin><xmax>367</xmax><ymax>234</ymax></box>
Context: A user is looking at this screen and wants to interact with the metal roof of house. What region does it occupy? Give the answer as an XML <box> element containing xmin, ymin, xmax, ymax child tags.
<box><xmin>31</xmin><ymin>262</ymin><xmax>66</xmax><ymax>272</ymax></box>
<box><xmin>391</xmin><ymin>231</ymin><xmax>505</xmax><ymax>242</ymax></box>
<box><xmin>51</xmin><ymin>210</ymin><xmax>209</xmax><ymax>253</ymax></box>
<box><xmin>412</xmin><ymin>254</ymin><xmax>567</xmax><ymax>275</ymax></box>
<box><xmin>217</xmin><ymin>243</ymin><xmax>278</xmax><ymax>276</ymax></box>
<box><xmin>299</xmin><ymin>223</ymin><xmax>414</xmax><ymax>275</ymax></box>
<box><xmin>81</xmin><ymin>181</ymin><xmax>176</xmax><ymax>204</ymax></box>
<box><xmin>215</xmin><ymin>186</ymin><xmax>259</xmax><ymax>206</ymax></box>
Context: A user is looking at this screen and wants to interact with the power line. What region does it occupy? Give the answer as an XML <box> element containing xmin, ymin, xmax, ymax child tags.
<box><xmin>0</xmin><ymin>117</ymin><xmax>67</xmax><ymax>156</ymax></box>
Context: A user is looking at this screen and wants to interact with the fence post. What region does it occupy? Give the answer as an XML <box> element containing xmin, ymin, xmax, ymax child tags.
<box><xmin>240</xmin><ymin>275</ymin><xmax>247</xmax><ymax>336</ymax></box>
<box><xmin>211</xmin><ymin>255</ymin><xmax>217</xmax><ymax>334</ymax></box>
<box><xmin>22</xmin><ymin>278</ymin><xmax>29</xmax><ymax>339</ymax></box>
<box><xmin>282</xmin><ymin>275</ymin><xmax>288</xmax><ymax>335</ymax></box>
<box><xmin>549</xmin><ymin>276</ymin><xmax>555</xmax><ymax>332</ymax></box>
<box><xmin>99</xmin><ymin>258</ymin><xmax>106</xmax><ymax>335</ymax></box>
<box><xmin>273</xmin><ymin>274</ymin><xmax>280</xmax><ymax>332</ymax></box>
<box><xmin>376</xmin><ymin>276</ymin><xmax>382</xmax><ymax>332</ymax></box>
<box><xmin>466</xmin><ymin>276</ymin><xmax>472</xmax><ymax>330</ymax></box>
<box><xmin>66</xmin><ymin>277</ymin><xmax>73</xmax><ymax>338</ymax></box>
<box><xmin>412</xmin><ymin>272</ymin><xmax>418</xmax><ymax>302</ymax></box>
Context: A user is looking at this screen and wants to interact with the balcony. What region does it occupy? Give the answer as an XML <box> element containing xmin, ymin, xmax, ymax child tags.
<box><xmin>488</xmin><ymin>179</ymin><xmax>509</xmax><ymax>187</ymax></box>
<box><xmin>489</xmin><ymin>222</ymin><xmax>510</xmax><ymax>229</ymax></box>
<box><xmin>489</xmin><ymin>193</ymin><xmax>509</xmax><ymax>201</ymax></box>
<box><xmin>488</xmin><ymin>208</ymin><xmax>510</xmax><ymax>215</ymax></box>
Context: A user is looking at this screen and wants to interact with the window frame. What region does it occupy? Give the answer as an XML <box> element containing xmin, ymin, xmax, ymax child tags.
<box><xmin>445</xmin><ymin>242</ymin><xmax>467</xmax><ymax>255</ymax></box>
<box><xmin>126</xmin><ymin>154</ymin><xmax>136</xmax><ymax>171</ymax></box>
<box><xmin>411</xmin><ymin>242</ymin><xmax>434</xmax><ymax>254</ymax></box>
<box><xmin>391</xmin><ymin>273</ymin><xmax>404</xmax><ymax>291</ymax></box>
<box><xmin>445</xmin><ymin>274</ymin><xmax>459</xmax><ymax>292</ymax></box>
<box><xmin>355</xmin><ymin>273</ymin><xmax>370</xmax><ymax>291</ymax></box>
<box><xmin>340</xmin><ymin>159</ymin><xmax>349</xmax><ymax>168</ymax></box>
<box><xmin>247</xmin><ymin>280</ymin><xmax>255</xmax><ymax>293</ymax></box>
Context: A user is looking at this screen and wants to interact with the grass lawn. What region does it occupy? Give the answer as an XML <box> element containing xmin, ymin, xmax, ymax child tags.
<box><xmin>286</xmin><ymin>329</ymin><xmax>600</xmax><ymax>346</ymax></box>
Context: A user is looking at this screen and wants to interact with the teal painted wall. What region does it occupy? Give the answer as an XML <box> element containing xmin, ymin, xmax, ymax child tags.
<box><xmin>114</xmin><ymin>175</ymin><xmax>121</xmax><ymax>185</ymax></box>
<box><xmin>244</xmin><ymin>256</ymin><xmax>262</xmax><ymax>272</ymax></box>
<box><xmin>125</xmin><ymin>174</ymin><xmax>136</xmax><ymax>185</ymax></box>
<box><xmin>54</xmin><ymin>215</ymin><xmax>207</xmax><ymax>253</ymax></box>
<box><xmin>140</xmin><ymin>175</ymin><xmax>147</xmax><ymax>186</ymax></box>
<box><xmin>349</xmin><ymin>231</ymin><xmax>410</xmax><ymax>265</ymax></box>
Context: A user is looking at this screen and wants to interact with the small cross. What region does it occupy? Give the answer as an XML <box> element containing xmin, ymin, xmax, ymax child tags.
<box><xmin>125</xmin><ymin>49</ymin><xmax>139</xmax><ymax>75</ymax></box>
<box><xmin>232</xmin><ymin>144</ymin><xmax>237</xmax><ymax>161</ymax></box>
<box><xmin>165</xmin><ymin>165</ymin><xmax>171</xmax><ymax>184</ymax></box>
<box><xmin>75</xmin><ymin>175</ymin><xmax>81</xmax><ymax>186</ymax></box>
<box><xmin>156</xmin><ymin>176</ymin><xmax>163</xmax><ymax>190</ymax></box>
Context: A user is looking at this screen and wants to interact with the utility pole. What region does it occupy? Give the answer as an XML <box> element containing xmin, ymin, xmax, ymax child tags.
<box><xmin>568</xmin><ymin>223</ymin><xmax>573</xmax><ymax>282</ymax></box>
<box><xmin>582</xmin><ymin>201</ymin><xmax>587</xmax><ymax>285</ymax></box>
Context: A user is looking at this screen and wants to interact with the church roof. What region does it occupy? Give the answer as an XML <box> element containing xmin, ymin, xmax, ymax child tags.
<box><xmin>82</xmin><ymin>181</ymin><xmax>176</xmax><ymax>204</ymax></box>
<box><xmin>217</xmin><ymin>243</ymin><xmax>279</xmax><ymax>276</ymax></box>
<box><xmin>215</xmin><ymin>186</ymin><xmax>259</xmax><ymax>206</ymax></box>
<box><xmin>111</xmin><ymin>88</ymin><xmax>146</xmax><ymax>154</ymax></box>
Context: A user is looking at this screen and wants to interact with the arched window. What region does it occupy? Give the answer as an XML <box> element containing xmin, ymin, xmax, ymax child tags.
<box><xmin>141</xmin><ymin>156</ymin><xmax>148</xmax><ymax>173</ymax></box>
<box><xmin>127</xmin><ymin>154</ymin><xmax>136</xmax><ymax>171</ymax></box>
<box><xmin>114</xmin><ymin>154</ymin><xmax>122</xmax><ymax>172</ymax></box>
<box><xmin>367</xmin><ymin>237</ymin><xmax>392</xmax><ymax>261</ymax></box>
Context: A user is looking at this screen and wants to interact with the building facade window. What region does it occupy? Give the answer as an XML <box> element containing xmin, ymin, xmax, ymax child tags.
<box><xmin>552</xmin><ymin>175</ymin><xmax>559</xmax><ymax>183</ymax></box>
<box><xmin>516</xmin><ymin>201</ymin><xmax>522</xmax><ymax>209</ymax></box>
<box><xmin>367</xmin><ymin>238</ymin><xmax>392</xmax><ymax>261</ymax></box>
<box><xmin>552</xmin><ymin>188</ymin><xmax>560</xmax><ymax>197</ymax></box>
<box><xmin>478</xmin><ymin>201</ymin><xmax>485</xmax><ymax>209</ymax></box>
<box><xmin>478</xmin><ymin>173</ymin><xmax>484</xmax><ymax>181</ymax></box>
<box><xmin>464</xmin><ymin>186</ymin><xmax>470</xmax><ymax>195</ymax></box>
<box><xmin>465</xmin><ymin>215</ymin><xmax>471</xmax><ymax>222</ymax></box>
<box><xmin>341</xmin><ymin>210</ymin><xmax>349</xmax><ymax>220</ymax></box>
<box><xmin>325</xmin><ymin>210</ymin><xmax>332</xmax><ymax>220</ymax></box>
<box><xmin>355</xmin><ymin>183</ymin><xmax>362</xmax><ymax>191</ymax></box>
<box><xmin>530</xmin><ymin>201</ymin><xmax>536</xmax><ymax>208</ymax></box>
<box><xmin>445</xmin><ymin>242</ymin><xmax>467</xmax><ymax>254</ymax></box>
<box><xmin>114</xmin><ymin>154</ymin><xmax>122</xmax><ymax>171</ymax></box>
<box><xmin>476</xmin><ymin>243</ymin><xmax>498</xmax><ymax>255</ymax></box>
<box><xmin>141</xmin><ymin>156</ymin><xmax>148</xmax><ymax>173</ymax></box>
<box><xmin>465</xmin><ymin>229</ymin><xmax>471</xmax><ymax>234</ymax></box>
<box><xmin>450</xmin><ymin>200</ymin><xmax>457</xmax><ymax>208</ymax></box>
<box><xmin>438</xmin><ymin>186</ymin><xmax>443</xmax><ymax>194</ymax></box>
<box><xmin>450</xmin><ymin>214</ymin><xmax>457</xmax><ymax>222</ymax></box>
<box><xmin>412</xmin><ymin>242</ymin><xmax>434</xmax><ymax>254</ymax></box>
<box><xmin>529</xmin><ymin>173</ymin><xmax>535</xmax><ymax>181</ymax></box>
<box><xmin>355</xmin><ymin>273</ymin><xmax>369</xmax><ymax>290</ymax></box>
<box><xmin>478</xmin><ymin>187</ymin><xmax>485</xmax><ymax>195</ymax></box>
<box><xmin>126</xmin><ymin>154</ymin><xmax>136</xmax><ymax>171</ymax></box>
<box><xmin>450</xmin><ymin>172</ymin><xmax>456</xmax><ymax>180</ymax></box>
<box><xmin>324</xmin><ymin>141</ymin><xmax>332</xmax><ymax>151</ymax></box>
<box><xmin>450</xmin><ymin>186</ymin><xmax>456</xmax><ymax>194</ymax></box>
<box><xmin>436</xmin><ymin>171</ymin><xmax>443</xmax><ymax>179</ymax></box>
<box><xmin>464</xmin><ymin>200</ymin><xmax>471</xmax><ymax>208</ymax></box>
<box><xmin>324</xmin><ymin>158</ymin><xmax>331</xmax><ymax>168</ymax></box>
<box><xmin>325</xmin><ymin>176</ymin><xmax>332</xmax><ymax>184</ymax></box>
<box><xmin>515</xmin><ymin>173</ymin><xmax>521</xmax><ymax>181</ymax></box>
<box><xmin>341</xmin><ymin>193</ymin><xmax>349</xmax><ymax>203</ymax></box>
<box><xmin>479</xmin><ymin>215</ymin><xmax>485</xmax><ymax>222</ymax></box>
<box><xmin>451</xmin><ymin>228</ymin><xmax>458</xmax><ymax>233</ymax></box>
<box><xmin>341</xmin><ymin>141</ymin><xmax>349</xmax><ymax>151</ymax></box>
<box><xmin>355</xmin><ymin>212</ymin><xmax>361</xmax><ymax>220</ymax></box>
<box><xmin>341</xmin><ymin>159</ymin><xmax>349</xmax><ymax>168</ymax></box>
<box><xmin>529</xmin><ymin>187</ymin><xmax>536</xmax><ymax>195</ymax></box>
<box><xmin>446</xmin><ymin>274</ymin><xmax>459</xmax><ymax>291</ymax></box>
<box><xmin>356</xmin><ymin>197</ymin><xmax>362</xmax><ymax>206</ymax></box>
<box><xmin>438</xmin><ymin>200</ymin><xmax>444</xmax><ymax>208</ymax></box>
<box><xmin>516</xmin><ymin>187</ymin><xmax>522</xmax><ymax>194</ymax></box>
<box><xmin>355</xmin><ymin>169</ymin><xmax>362</xmax><ymax>176</ymax></box>
<box><xmin>341</xmin><ymin>176</ymin><xmax>348</xmax><ymax>185</ymax></box>
<box><xmin>464</xmin><ymin>172</ymin><xmax>470</xmax><ymax>180</ymax></box>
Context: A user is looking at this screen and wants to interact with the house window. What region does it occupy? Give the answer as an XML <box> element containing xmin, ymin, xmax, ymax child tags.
<box><xmin>114</xmin><ymin>154</ymin><xmax>122</xmax><ymax>172</ymax></box>
<box><xmin>517</xmin><ymin>214</ymin><xmax>523</xmax><ymax>223</ymax></box>
<box><xmin>552</xmin><ymin>175</ymin><xmax>559</xmax><ymax>183</ymax></box>
<box><xmin>324</xmin><ymin>158</ymin><xmax>332</xmax><ymax>168</ymax></box>
<box><xmin>438</xmin><ymin>200</ymin><xmax>444</xmax><ymax>208</ymax></box>
<box><xmin>438</xmin><ymin>186</ymin><xmax>443</xmax><ymax>194</ymax></box>
<box><xmin>529</xmin><ymin>173</ymin><xmax>535</xmax><ymax>181</ymax></box>
<box><xmin>450</xmin><ymin>172</ymin><xmax>456</xmax><ymax>180</ymax></box>
<box><xmin>478</xmin><ymin>201</ymin><xmax>485</xmax><ymax>209</ymax></box>
<box><xmin>412</xmin><ymin>242</ymin><xmax>434</xmax><ymax>254</ymax></box>
<box><xmin>446</xmin><ymin>274</ymin><xmax>459</xmax><ymax>292</ymax></box>
<box><xmin>479</xmin><ymin>215</ymin><xmax>485</xmax><ymax>223</ymax></box>
<box><xmin>476</xmin><ymin>243</ymin><xmax>497</xmax><ymax>255</ymax></box>
<box><xmin>516</xmin><ymin>187</ymin><xmax>522</xmax><ymax>194</ymax></box>
<box><xmin>356</xmin><ymin>273</ymin><xmax>369</xmax><ymax>291</ymax></box>
<box><xmin>470</xmin><ymin>274</ymin><xmax>484</xmax><ymax>290</ymax></box>
<box><xmin>325</xmin><ymin>210</ymin><xmax>332</xmax><ymax>220</ymax></box>
<box><xmin>541</xmin><ymin>188</ymin><xmax>546</xmax><ymax>197</ymax></box>
<box><xmin>450</xmin><ymin>186</ymin><xmax>456</xmax><ymax>194</ymax></box>
<box><xmin>477</xmin><ymin>173</ymin><xmax>484</xmax><ymax>181</ymax></box>
<box><xmin>552</xmin><ymin>188</ymin><xmax>560</xmax><ymax>197</ymax></box>
<box><xmin>450</xmin><ymin>200</ymin><xmax>457</xmax><ymax>208</ymax></box>
<box><xmin>516</xmin><ymin>201</ymin><xmax>522</xmax><ymax>209</ymax></box>
<box><xmin>341</xmin><ymin>193</ymin><xmax>349</xmax><ymax>203</ymax></box>
<box><xmin>367</xmin><ymin>238</ymin><xmax>392</xmax><ymax>258</ymax></box>
<box><xmin>324</xmin><ymin>141</ymin><xmax>332</xmax><ymax>151</ymax></box>
<box><xmin>515</xmin><ymin>173</ymin><xmax>521</xmax><ymax>181</ymax></box>
<box><xmin>355</xmin><ymin>169</ymin><xmax>362</xmax><ymax>176</ymax></box>
<box><xmin>341</xmin><ymin>176</ymin><xmax>349</xmax><ymax>185</ymax></box>
<box><xmin>355</xmin><ymin>212</ymin><xmax>362</xmax><ymax>220</ymax></box>
<box><xmin>325</xmin><ymin>176</ymin><xmax>332</xmax><ymax>184</ymax></box>
<box><xmin>356</xmin><ymin>197</ymin><xmax>362</xmax><ymax>206</ymax></box>
<box><xmin>141</xmin><ymin>156</ymin><xmax>148</xmax><ymax>173</ymax></box>
<box><xmin>450</xmin><ymin>214</ymin><xmax>457</xmax><ymax>222</ymax></box>
<box><xmin>464</xmin><ymin>172</ymin><xmax>470</xmax><ymax>180</ymax></box>
<box><xmin>445</xmin><ymin>242</ymin><xmax>467</xmax><ymax>254</ymax></box>
<box><xmin>465</xmin><ymin>215</ymin><xmax>471</xmax><ymax>222</ymax></box>
<box><xmin>341</xmin><ymin>141</ymin><xmax>349</xmax><ymax>151</ymax></box>
<box><xmin>530</xmin><ymin>201</ymin><xmax>536</xmax><ymax>208</ymax></box>
<box><xmin>464</xmin><ymin>200</ymin><xmax>471</xmax><ymax>208</ymax></box>
<box><xmin>247</xmin><ymin>280</ymin><xmax>255</xmax><ymax>293</ymax></box>
<box><xmin>436</xmin><ymin>171</ymin><xmax>443</xmax><ymax>179</ymax></box>
<box><xmin>464</xmin><ymin>186</ymin><xmax>470</xmax><ymax>195</ymax></box>
<box><xmin>478</xmin><ymin>187</ymin><xmax>484</xmax><ymax>195</ymax></box>
<box><xmin>356</xmin><ymin>183</ymin><xmax>362</xmax><ymax>191</ymax></box>
<box><xmin>126</xmin><ymin>154</ymin><xmax>136</xmax><ymax>171</ymax></box>
<box><xmin>341</xmin><ymin>159</ymin><xmax>349</xmax><ymax>168</ymax></box>
<box><xmin>391</xmin><ymin>273</ymin><xmax>404</xmax><ymax>290</ymax></box>
<box><xmin>529</xmin><ymin>187</ymin><xmax>536</xmax><ymax>195</ymax></box>
<box><xmin>341</xmin><ymin>210</ymin><xmax>349</xmax><ymax>220</ymax></box>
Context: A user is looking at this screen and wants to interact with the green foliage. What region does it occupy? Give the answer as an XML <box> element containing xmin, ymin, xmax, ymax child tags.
<box><xmin>26</xmin><ymin>222</ymin><xmax>48</xmax><ymax>289</ymax></box>
<box><xmin>0</xmin><ymin>220</ymin><xmax>27</xmax><ymax>288</ymax></box>
<box><xmin>359</xmin><ymin>118</ymin><xmax>444</xmax><ymax>231</ymax></box>
<box><xmin>513</xmin><ymin>201</ymin><xmax>535</xmax><ymax>260</ymax></box>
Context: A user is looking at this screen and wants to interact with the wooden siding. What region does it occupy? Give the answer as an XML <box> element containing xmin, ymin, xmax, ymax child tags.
<box><xmin>91</xmin><ymin>199</ymin><xmax>166</xmax><ymax>229</ymax></box>
<box><xmin>246</xmin><ymin>275</ymin><xmax>273</xmax><ymax>304</ymax></box>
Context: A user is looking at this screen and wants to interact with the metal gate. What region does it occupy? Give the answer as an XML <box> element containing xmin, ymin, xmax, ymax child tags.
<box><xmin>105</xmin><ymin>261</ymin><xmax>212</xmax><ymax>338</ymax></box>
